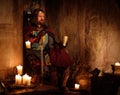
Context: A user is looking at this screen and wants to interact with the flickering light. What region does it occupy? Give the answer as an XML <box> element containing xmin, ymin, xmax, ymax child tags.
<box><xmin>16</xmin><ymin>65</ymin><xmax>23</xmax><ymax>75</ymax></box>
<box><xmin>15</xmin><ymin>74</ymin><xmax>22</xmax><ymax>85</ymax></box>
<box><xmin>115</xmin><ymin>62</ymin><xmax>120</xmax><ymax>66</ymax></box>
<box><xmin>22</xmin><ymin>74</ymin><xmax>31</xmax><ymax>86</ymax></box>
<box><xmin>25</xmin><ymin>40</ymin><xmax>31</xmax><ymax>48</ymax></box>
<box><xmin>75</xmin><ymin>83</ymin><xmax>80</xmax><ymax>90</ymax></box>
<box><xmin>63</xmin><ymin>36</ymin><xmax>68</xmax><ymax>46</ymax></box>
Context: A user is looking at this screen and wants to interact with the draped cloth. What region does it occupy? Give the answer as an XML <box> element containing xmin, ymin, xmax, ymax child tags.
<box><xmin>24</xmin><ymin>25</ymin><xmax>73</xmax><ymax>68</ymax></box>
<box><xmin>50</xmin><ymin>48</ymin><xmax>73</xmax><ymax>68</ymax></box>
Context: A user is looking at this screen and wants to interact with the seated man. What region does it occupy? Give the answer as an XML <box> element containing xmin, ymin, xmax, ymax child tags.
<box><xmin>23</xmin><ymin>9</ymin><xmax>54</xmax><ymax>83</ymax></box>
<box><xmin>23</xmin><ymin>8</ymin><xmax>73</xmax><ymax>85</ymax></box>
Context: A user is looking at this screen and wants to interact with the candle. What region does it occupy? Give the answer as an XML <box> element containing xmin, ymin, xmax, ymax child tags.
<box><xmin>25</xmin><ymin>40</ymin><xmax>31</xmax><ymax>48</ymax></box>
<box><xmin>75</xmin><ymin>83</ymin><xmax>80</xmax><ymax>90</ymax></box>
<box><xmin>15</xmin><ymin>74</ymin><xmax>22</xmax><ymax>85</ymax></box>
<box><xmin>115</xmin><ymin>62</ymin><xmax>120</xmax><ymax>66</ymax></box>
<box><xmin>16</xmin><ymin>65</ymin><xmax>23</xmax><ymax>75</ymax></box>
<box><xmin>63</xmin><ymin>36</ymin><xmax>68</xmax><ymax>46</ymax></box>
<box><xmin>22</xmin><ymin>74</ymin><xmax>28</xmax><ymax>85</ymax></box>
<box><xmin>22</xmin><ymin>74</ymin><xmax>31</xmax><ymax>86</ymax></box>
<box><xmin>27</xmin><ymin>76</ymin><xmax>31</xmax><ymax>86</ymax></box>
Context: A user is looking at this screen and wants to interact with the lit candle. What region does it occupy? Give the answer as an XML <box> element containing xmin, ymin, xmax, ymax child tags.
<box><xmin>75</xmin><ymin>83</ymin><xmax>80</xmax><ymax>90</ymax></box>
<box><xmin>16</xmin><ymin>65</ymin><xmax>23</xmax><ymax>75</ymax></box>
<box><xmin>25</xmin><ymin>40</ymin><xmax>31</xmax><ymax>48</ymax></box>
<box><xmin>27</xmin><ymin>76</ymin><xmax>31</xmax><ymax>86</ymax></box>
<box><xmin>63</xmin><ymin>36</ymin><xmax>68</xmax><ymax>46</ymax></box>
<box><xmin>22</xmin><ymin>74</ymin><xmax>28</xmax><ymax>85</ymax></box>
<box><xmin>115</xmin><ymin>62</ymin><xmax>120</xmax><ymax>66</ymax></box>
<box><xmin>15</xmin><ymin>74</ymin><xmax>22</xmax><ymax>85</ymax></box>
<box><xmin>22</xmin><ymin>74</ymin><xmax>31</xmax><ymax>86</ymax></box>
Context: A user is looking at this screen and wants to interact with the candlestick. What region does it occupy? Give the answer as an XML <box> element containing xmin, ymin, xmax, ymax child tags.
<box><xmin>40</xmin><ymin>46</ymin><xmax>44</xmax><ymax>84</ymax></box>
<box><xmin>15</xmin><ymin>74</ymin><xmax>22</xmax><ymax>85</ymax></box>
<box><xmin>25</xmin><ymin>40</ymin><xmax>31</xmax><ymax>48</ymax></box>
<box><xmin>16</xmin><ymin>65</ymin><xmax>23</xmax><ymax>75</ymax></box>
<box><xmin>63</xmin><ymin>36</ymin><xmax>68</xmax><ymax>46</ymax></box>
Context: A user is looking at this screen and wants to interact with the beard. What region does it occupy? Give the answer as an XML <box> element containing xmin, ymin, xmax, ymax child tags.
<box><xmin>37</xmin><ymin>20</ymin><xmax>45</xmax><ymax>26</ymax></box>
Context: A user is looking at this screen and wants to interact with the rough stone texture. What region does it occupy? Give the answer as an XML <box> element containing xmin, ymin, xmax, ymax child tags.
<box><xmin>0</xmin><ymin>0</ymin><xmax>23</xmax><ymax>80</ymax></box>
<box><xmin>45</xmin><ymin>0</ymin><xmax>120</xmax><ymax>72</ymax></box>
<box><xmin>0</xmin><ymin>0</ymin><xmax>120</xmax><ymax>92</ymax></box>
<box><xmin>45</xmin><ymin>0</ymin><xmax>120</xmax><ymax>92</ymax></box>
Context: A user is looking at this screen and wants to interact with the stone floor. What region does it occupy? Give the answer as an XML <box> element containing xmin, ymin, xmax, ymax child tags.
<box><xmin>5</xmin><ymin>84</ymin><xmax>89</xmax><ymax>95</ymax></box>
<box><xmin>2</xmin><ymin>73</ymin><xmax>120</xmax><ymax>95</ymax></box>
<box><xmin>8</xmin><ymin>84</ymin><xmax>60</xmax><ymax>95</ymax></box>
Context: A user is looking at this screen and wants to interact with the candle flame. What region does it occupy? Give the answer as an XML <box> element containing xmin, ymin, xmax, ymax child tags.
<box><xmin>115</xmin><ymin>62</ymin><xmax>120</xmax><ymax>66</ymax></box>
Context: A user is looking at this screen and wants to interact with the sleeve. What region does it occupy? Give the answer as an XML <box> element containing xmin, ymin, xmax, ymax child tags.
<box><xmin>48</xmin><ymin>35</ymin><xmax>54</xmax><ymax>48</ymax></box>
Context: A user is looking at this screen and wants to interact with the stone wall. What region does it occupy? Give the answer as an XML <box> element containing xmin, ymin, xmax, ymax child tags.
<box><xmin>0</xmin><ymin>0</ymin><xmax>120</xmax><ymax>86</ymax></box>
<box><xmin>45</xmin><ymin>0</ymin><xmax>120</xmax><ymax>72</ymax></box>
<box><xmin>44</xmin><ymin>0</ymin><xmax>120</xmax><ymax>92</ymax></box>
<box><xmin>0</xmin><ymin>0</ymin><xmax>23</xmax><ymax>80</ymax></box>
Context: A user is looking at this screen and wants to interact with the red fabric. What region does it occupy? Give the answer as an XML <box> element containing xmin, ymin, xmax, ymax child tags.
<box><xmin>23</xmin><ymin>25</ymin><xmax>33</xmax><ymax>41</ymax></box>
<box><xmin>23</xmin><ymin>25</ymin><xmax>55</xmax><ymax>42</ymax></box>
<box><xmin>50</xmin><ymin>48</ymin><xmax>73</xmax><ymax>67</ymax></box>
